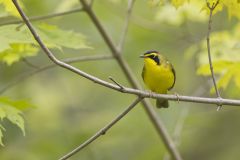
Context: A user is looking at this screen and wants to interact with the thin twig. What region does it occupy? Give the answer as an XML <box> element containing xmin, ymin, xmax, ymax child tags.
<box><xmin>12</xmin><ymin>1</ymin><xmax>240</xmax><ymax>159</ymax></box>
<box><xmin>172</xmin><ymin>108</ymin><xmax>189</xmax><ymax>145</ymax></box>
<box><xmin>206</xmin><ymin>0</ymin><xmax>222</xmax><ymax>110</ymax></box>
<box><xmin>21</xmin><ymin>57</ymin><xmax>39</xmax><ymax>69</ymax></box>
<box><xmin>9</xmin><ymin>0</ymin><xmax>240</xmax><ymax>107</ymax></box>
<box><xmin>163</xmin><ymin>86</ymin><xmax>208</xmax><ymax>160</ymax></box>
<box><xmin>163</xmin><ymin>107</ymin><xmax>189</xmax><ymax>160</ymax></box>
<box><xmin>109</xmin><ymin>76</ymin><xmax>125</xmax><ymax>90</ymax></box>
<box><xmin>59</xmin><ymin>97</ymin><xmax>143</xmax><ymax>160</ymax></box>
<box><xmin>117</xmin><ymin>0</ymin><xmax>135</xmax><ymax>53</ymax></box>
<box><xmin>79</xmin><ymin>1</ymin><xmax>182</xmax><ymax>160</ymax></box>
<box><xmin>0</xmin><ymin>7</ymin><xmax>83</xmax><ymax>26</ymax></box>
<box><xmin>0</xmin><ymin>54</ymin><xmax>113</xmax><ymax>94</ymax></box>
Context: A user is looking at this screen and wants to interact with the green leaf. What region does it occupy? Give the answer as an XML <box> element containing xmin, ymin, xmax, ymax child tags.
<box><xmin>200</xmin><ymin>0</ymin><xmax>223</xmax><ymax>15</ymax></box>
<box><xmin>222</xmin><ymin>0</ymin><xmax>240</xmax><ymax>19</ymax></box>
<box><xmin>0</xmin><ymin>23</ymin><xmax>91</xmax><ymax>65</ymax></box>
<box><xmin>0</xmin><ymin>97</ymin><xmax>35</xmax><ymax>110</ymax></box>
<box><xmin>0</xmin><ymin>43</ymin><xmax>38</xmax><ymax>65</ymax></box>
<box><xmin>187</xmin><ymin>22</ymin><xmax>240</xmax><ymax>92</ymax></box>
<box><xmin>0</xmin><ymin>25</ymin><xmax>34</xmax><ymax>52</ymax></box>
<box><xmin>171</xmin><ymin>0</ymin><xmax>188</xmax><ymax>8</ymax></box>
<box><xmin>0</xmin><ymin>97</ymin><xmax>34</xmax><ymax>146</ymax></box>
<box><xmin>169</xmin><ymin>0</ymin><xmax>240</xmax><ymax>19</ymax></box>
<box><xmin>0</xmin><ymin>24</ymin><xmax>91</xmax><ymax>52</ymax></box>
<box><xmin>4</xmin><ymin>105</ymin><xmax>25</xmax><ymax>136</ymax></box>
<box><xmin>217</xmin><ymin>67</ymin><xmax>234</xmax><ymax>89</ymax></box>
<box><xmin>156</xmin><ymin>1</ymin><xmax>208</xmax><ymax>26</ymax></box>
<box><xmin>36</xmin><ymin>23</ymin><xmax>92</xmax><ymax>50</ymax></box>
<box><xmin>0</xmin><ymin>0</ymin><xmax>23</xmax><ymax>17</ymax></box>
<box><xmin>197</xmin><ymin>61</ymin><xmax>234</xmax><ymax>75</ymax></box>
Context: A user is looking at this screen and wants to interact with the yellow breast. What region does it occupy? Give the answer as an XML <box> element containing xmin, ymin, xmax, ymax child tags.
<box><xmin>142</xmin><ymin>58</ymin><xmax>175</xmax><ymax>94</ymax></box>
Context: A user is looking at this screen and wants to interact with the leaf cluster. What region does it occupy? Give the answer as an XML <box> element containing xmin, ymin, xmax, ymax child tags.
<box><xmin>187</xmin><ymin>24</ymin><xmax>240</xmax><ymax>92</ymax></box>
<box><xmin>0</xmin><ymin>0</ymin><xmax>92</xmax><ymax>146</ymax></box>
<box><xmin>0</xmin><ymin>97</ymin><xmax>34</xmax><ymax>146</ymax></box>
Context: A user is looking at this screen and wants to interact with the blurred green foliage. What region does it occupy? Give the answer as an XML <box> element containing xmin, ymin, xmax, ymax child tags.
<box><xmin>196</xmin><ymin>24</ymin><xmax>240</xmax><ymax>92</ymax></box>
<box><xmin>0</xmin><ymin>0</ymin><xmax>240</xmax><ymax>160</ymax></box>
<box><xmin>0</xmin><ymin>23</ymin><xmax>90</xmax><ymax>65</ymax></box>
<box><xmin>0</xmin><ymin>96</ymin><xmax>34</xmax><ymax>145</ymax></box>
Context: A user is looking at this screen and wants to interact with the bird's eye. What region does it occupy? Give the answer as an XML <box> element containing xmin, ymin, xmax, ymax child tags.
<box><xmin>149</xmin><ymin>54</ymin><xmax>156</xmax><ymax>59</ymax></box>
<box><xmin>148</xmin><ymin>54</ymin><xmax>160</xmax><ymax>65</ymax></box>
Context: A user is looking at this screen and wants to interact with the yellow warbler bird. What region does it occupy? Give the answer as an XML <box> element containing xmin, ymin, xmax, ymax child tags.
<box><xmin>140</xmin><ymin>50</ymin><xmax>176</xmax><ymax>108</ymax></box>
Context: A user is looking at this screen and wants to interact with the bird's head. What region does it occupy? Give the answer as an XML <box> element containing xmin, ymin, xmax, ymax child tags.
<box><xmin>140</xmin><ymin>50</ymin><xmax>160</xmax><ymax>65</ymax></box>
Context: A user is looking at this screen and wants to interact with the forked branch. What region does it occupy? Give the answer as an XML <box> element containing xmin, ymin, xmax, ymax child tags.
<box><xmin>11</xmin><ymin>1</ymin><xmax>240</xmax><ymax>160</ymax></box>
<box><xmin>206</xmin><ymin>0</ymin><xmax>222</xmax><ymax>110</ymax></box>
<box><xmin>78</xmin><ymin>0</ymin><xmax>182</xmax><ymax>159</ymax></box>
<box><xmin>12</xmin><ymin>0</ymin><xmax>240</xmax><ymax>107</ymax></box>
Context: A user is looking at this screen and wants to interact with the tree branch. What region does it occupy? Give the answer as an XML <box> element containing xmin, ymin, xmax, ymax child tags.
<box><xmin>12</xmin><ymin>1</ymin><xmax>240</xmax><ymax>160</ymax></box>
<box><xmin>0</xmin><ymin>7</ymin><xmax>83</xmax><ymax>26</ymax></box>
<box><xmin>59</xmin><ymin>97</ymin><xmax>143</xmax><ymax>160</ymax></box>
<box><xmin>78</xmin><ymin>1</ymin><xmax>182</xmax><ymax>160</ymax></box>
<box><xmin>21</xmin><ymin>57</ymin><xmax>40</xmax><ymax>69</ymax></box>
<box><xmin>163</xmin><ymin>86</ymin><xmax>208</xmax><ymax>160</ymax></box>
<box><xmin>206</xmin><ymin>0</ymin><xmax>221</xmax><ymax>110</ymax></box>
<box><xmin>109</xmin><ymin>76</ymin><xmax>125</xmax><ymax>90</ymax></box>
<box><xmin>164</xmin><ymin>108</ymin><xmax>189</xmax><ymax>160</ymax></box>
<box><xmin>0</xmin><ymin>55</ymin><xmax>113</xmax><ymax>94</ymax></box>
<box><xmin>9</xmin><ymin>0</ymin><xmax>240</xmax><ymax>107</ymax></box>
<box><xmin>117</xmin><ymin>0</ymin><xmax>135</xmax><ymax>53</ymax></box>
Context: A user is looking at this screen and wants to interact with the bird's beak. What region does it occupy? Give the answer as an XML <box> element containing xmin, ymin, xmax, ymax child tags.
<box><xmin>139</xmin><ymin>55</ymin><xmax>146</xmax><ymax>58</ymax></box>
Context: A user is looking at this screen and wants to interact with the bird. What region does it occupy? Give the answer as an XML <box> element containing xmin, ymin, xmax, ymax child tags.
<box><xmin>140</xmin><ymin>50</ymin><xmax>176</xmax><ymax>108</ymax></box>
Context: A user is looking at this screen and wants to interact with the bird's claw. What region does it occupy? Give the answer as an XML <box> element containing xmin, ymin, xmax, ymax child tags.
<box><xmin>174</xmin><ymin>92</ymin><xmax>180</xmax><ymax>103</ymax></box>
<box><xmin>147</xmin><ymin>90</ymin><xmax>154</xmax><ymax>98</ymax></box>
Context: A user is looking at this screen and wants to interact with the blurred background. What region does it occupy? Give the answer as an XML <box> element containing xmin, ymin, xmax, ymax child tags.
<box><xmin>0</xmin><ymin>0</ymin><xmax>240</xmax><ymax>160</ymax></box>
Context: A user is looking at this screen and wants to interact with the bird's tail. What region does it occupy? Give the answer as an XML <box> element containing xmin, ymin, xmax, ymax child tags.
<box><xmin>156</xmin><ymin>99</ymin><xmax>169</xmax><ymax>108</ymax></box>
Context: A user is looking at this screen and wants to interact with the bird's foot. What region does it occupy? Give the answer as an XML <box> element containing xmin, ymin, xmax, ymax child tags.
<box><xmin>174</xmin><ymin>92</ymin><xmax>180</xmax><ymax>103</ymax></box>
<box><xmin>147</xmin><ymin>90</ymin><xmax>155</xmax><ymax>98</ymax></box>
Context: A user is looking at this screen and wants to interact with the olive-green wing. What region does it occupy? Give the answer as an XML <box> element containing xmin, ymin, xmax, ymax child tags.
<box><xmin>168</xmin><ymin>64</ymin><xmax>176</xmax><ymax>90</ymax></box>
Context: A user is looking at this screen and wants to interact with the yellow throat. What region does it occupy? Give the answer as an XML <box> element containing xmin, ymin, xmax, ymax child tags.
<box><xmin>140</xmin><ymin>50</ymin><xmax>176</xmax><ymax>108</ymax></box>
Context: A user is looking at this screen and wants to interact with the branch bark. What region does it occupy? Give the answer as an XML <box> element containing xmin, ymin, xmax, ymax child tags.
<box><xmin>117</xmin><ymin>0</ymin><xmax>135</xmax><ymax>52</ymax></box>
<box><xmin>59</xmin><ymin>97</ymin><xmax>143</xmax><ymax>160</ymax></box>
<box><xmin>11</xmin><ymin>0</ymin><xmax>240</xmax><ymax>160</ymax></box>
<box><xmin>0</xmin><ymin>7</ymin><xmax>83</xmax><ymax>26</ymax></box>
<box><xmin>11</xmin><ymin>0</ymin><xmax>240</xmax><ymax>108</ymax></box>
<box><xmin>0</xmin><ymin>55</ymin><xmax>113</xmax><ymax>94</ymax></box>
<box><xmin>163</xmin><ymin>86</ymin><xmax>208</xmax><ymax>160</ymax></box>
<box><xmin>206</xmin><ymin>0</ymin><xmax>221</xmax><ymax>110</ymax></box>
<box><xmin>78</xmin><ymin>1</ymin><xmax>182</xmax><ymax>160</ymax></box>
